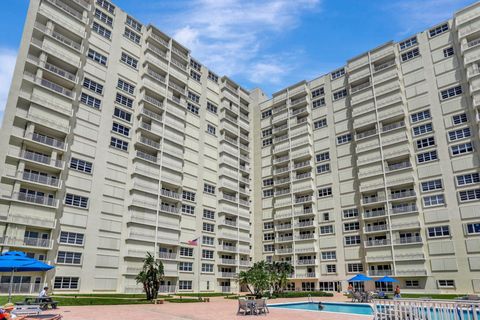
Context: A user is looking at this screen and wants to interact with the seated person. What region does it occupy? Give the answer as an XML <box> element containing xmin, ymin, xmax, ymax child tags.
<box><xmin>0</xmin><ymin>303</ymin><xmax>27</xmax><ymax>320</ymax></box>
<box><xmin>37</xmin><ymin>287</ymin><xmax>57</xmax><ymax>309</ymax></box>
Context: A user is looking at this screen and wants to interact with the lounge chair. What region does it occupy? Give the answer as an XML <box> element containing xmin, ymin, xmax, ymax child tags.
<box><xmin>13</xmin><ymin>304</ymin><xmax>41</xmax><ymax>316</ymax></box>
<box><xmin>255</xmin><ymin>299</ymin><xmax>269</xmax><ymax>315</ymax></box>
<box><xmin>237</xmin><ymin>298</ymin><xmax>252</xmax><ymax>315</ymax></box>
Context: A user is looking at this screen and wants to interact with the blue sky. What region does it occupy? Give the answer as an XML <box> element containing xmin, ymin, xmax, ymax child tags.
<box><xmin>0</xmin><ymin>0</ymin><xmax>476</xmax><ymax>121</ymax></box>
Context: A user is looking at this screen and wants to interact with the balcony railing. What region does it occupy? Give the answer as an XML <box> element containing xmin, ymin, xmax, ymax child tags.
<box><xmin>220</xmin><ymin>259</ymin><xmax>237</xmax><ymax>265</ymax></box>
<box><xmin>394</xmin><ymin>236</ymin><xmax>422</xmax><ymax>245</ymax></box>
<box><xmin>160</xmin><ymin>189</ymin><xmax>181</xmax><ymax>199</ymax></box>
<box><xmin>20</xmin><ymin>150</ymin><xmax>63</xmax><ymax>168</ymax></box>
<box><xmin>294</xmin><ymin>207</ymin><xmax>313</xmax><ymax>215</ymax></box>
<box><xmin>296</xmin><ymin>221</ymin><xmax>314</xmax><ymax>228</ymax></box>
<box><xmin>44</xmin><ymin>62</ymin><xmax>76</xmax><ymax>82</ymax></box>
<box><xmin>12</xmin><ymin>192</ymin><xmax>58</xmax><ymax>207</ymax></box>
<box><xmin>391</xmin><ymin>204</ymin><xmax>417</xmax><ymax>214</ymax></box>
<box><xmin>351</xmin><ymin>82</ymin><xmax>371</xmax><ymax>93</ymax></box>
<box><xmin>30</xmin><ymin>133</ymin><xmax>65</xmax><ymax>149</ymax></box>
<box><xmin>364</xmin><ymin>239</ymin><xmax>391</xmax><ymax>247</ymax></box>
<box><xmin>386</xmin><ymin>161</ymin><xmax>411</xmax><ymax>172</ymax></box>
<box><xmin>291</xmin><ymin>107</ymin><xmax>307</xmax><ymax>116</ymax></box>
<box><xmin>24</xmin><ymin>72</ymin><xmax>73</xmax><ymax>98</ymax></box>
<box><xmin>389</xmin><ymin>190</ymin><xmax>416</xmax><ymax>200</ymax></box>
<box><xmin>143</xmin><ymin>95</ymin><xmax>164</xmax><ymax>109</ymax></box>
<box><xmin>277</xmin><ymin>236</ymin><xmax>293</xmax><ymax>242</ymax></box>
<box><xmin>364</xmin><ymin>224</ymin><xmax>389</xmax><ymax>232</ymax></box>
<box><xmin>0</xmin><ymin>236</ymin><xmax>52</xmax><ymax>248</ymax></box>
<box><xmin>146</xmin><ymin>68</ymin><xmax>166</xmax><ymax>83</ymax></box>
<box><xmin>382</xmin><ymin>121</ymin><xmax>405</xmax><ymax>132</ymax></box>
<box><xmin>356</xmin><ymin>128</ymin><xmax>377</xmax><ymax>140</ymax></box>
<box><xmin>294</xmin><ymin>161</ymin><xmax>310</xmax><ymax>169</ymax></box>
<box><xmin>45</xmin><ymin>0</ymin><xmax>85</xmax><ymax>22</ymax></box>
<box><xmin>158</xmin><ymin>252</ymin><xmax>177</xmax><ymax>260</ymax></box>
<box><xmin>136</xmin><ymin>150</ymin><xmax>158</xmax><ymax>163</ymax></box>
<box><xmin>297</xmin><ymin>259</ymin><xmax>316</xmax><ymax>265</ymax></box>
<box><xmin>51</xmin><ymin>30</ymin><xmax>82</xmax><ymax>51</ymax></box>
<box><xmin>276</xmin><ymin>224</ymin><xmax>292</xmax><ymax>230</ymax></box>
<box><xmin>362</xmin><ymin>196</ymin><xmax>386</xmax><ymax>204</ymax></box>
<box><xmin>172</xmin><ymin>46</ymin><xmax>188</xmax><ymax>60</ymax></box>
<box><xmin>374</xmin><ymin>60</ymin><xmax>396</xmax><ymax>72</ymax></box>
<box><xmin>295</xmin><ymin>196</ymin><xmax>312</xmax><ymax>204</ymax></box>
<box><xmin>220</xmin><ymin>272</ymin><xmax>237</xmax><ymax>278</ymax></box>
<box><xmin>363</xmin><ymin>210</ymin><xmax>386</xmax><ymax>219</ymax></box>
<box><xmin>21</xmin><ymin>171</ymin><xmax>60</xmax><ymax>187</ymax></box>
<box><xmin>276</xmin><ymin>248</ymin><xmax>293</xmax><ymax>254</ymax></box>
<box><xmin>159</xmin><ymin>285</ymin><xmax>177</xmax><ymax>293</ymax></box>
<box><xmin>295</xmin><ymin>234</ymin><xmax>315</xmax><ymax>240</ymax></box>
<box><xmin>295</xmin><ymin>172</ymin><xmax>311</xmax><ymax>180</ymax></box>
<box><xmin>368</xmin><ymin>270</ymin><xmax>393</xmax><ymax>276</ymax></box>
<box><xmin>160</xmin><ymin>205</ymin><xmax>180</xmax><ymax>214</ymax></box>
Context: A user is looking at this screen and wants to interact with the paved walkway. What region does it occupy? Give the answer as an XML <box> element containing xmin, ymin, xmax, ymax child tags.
<box><xmin>45</xmin><ymin>293</ymin><xmax>373</xmax><ymax>320</ymax></box>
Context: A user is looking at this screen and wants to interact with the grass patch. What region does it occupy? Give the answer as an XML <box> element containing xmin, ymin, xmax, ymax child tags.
<box><xmin>56</xmin><ymin>294</ymin><xmax>146</xmax><ymax>298</ymax></box>
<box><xmin>174</xmin><ymin>293</ymin><xmax>233</xmax><ymax>297</ymax></box>
<box><xmin>0</xmin><ymin>296</ymin><xmax>151</xmax><ymax>306</ymax></box>
<box><xmin>164</xmin><ymin>298</ymin><xmax>205</xmax><ymax>303</ymax></box>
<box><xmin>224</xmin><ymin>295</ymin><xmax>246</xmax><ymax>300</ymax></box>
<box><xmin>401</xmin><ymin>294</ymin><xmax>466</xmax><ymax>300</ymax></box>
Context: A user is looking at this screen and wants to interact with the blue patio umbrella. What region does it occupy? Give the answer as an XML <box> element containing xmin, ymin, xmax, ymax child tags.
<box><xmin>375</xmin><ymin>276</ymin><xmax>399</xmax><ymax>283</ymax></box>
<box><xmin>0</xmin><ymin>251</ymin><xmax>54</xmax><ymax>302</ymax></box>
<box><xmin>348</xmin><ymin>274</ymin><xmax>373</xmax><ymax>282</ymax></box>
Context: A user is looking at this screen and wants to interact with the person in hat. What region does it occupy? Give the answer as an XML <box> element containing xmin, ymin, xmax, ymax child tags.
<box><xmin>0</xmin><ymin>303</ymin><xmax>26</xmax><ymax>320</ymax></box>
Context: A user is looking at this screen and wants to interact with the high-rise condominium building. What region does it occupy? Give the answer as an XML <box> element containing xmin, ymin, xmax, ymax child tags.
<box><xmin>0</xmin><ymin>0</ymin><xmax>480</xmax><ymax>294</ymax></box>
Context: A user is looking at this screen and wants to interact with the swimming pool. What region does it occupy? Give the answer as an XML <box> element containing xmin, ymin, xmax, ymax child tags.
<box><xmin>269</xmin><ymin>302</ymin><xmax>374</xmax><ymax>315</ymax></box>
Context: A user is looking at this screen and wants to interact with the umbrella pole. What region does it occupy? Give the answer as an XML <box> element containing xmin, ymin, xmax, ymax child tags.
<box><xmin>8</xmin><ymin>269</ymin><xmax>14</xmax><ymax>303</ymax></box>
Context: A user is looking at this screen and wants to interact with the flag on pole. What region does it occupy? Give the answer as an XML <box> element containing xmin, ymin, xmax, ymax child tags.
<box><xmin>187</xmin><ymin>238</ymin><xmax>199</xmax><ymax>246</ymax></box>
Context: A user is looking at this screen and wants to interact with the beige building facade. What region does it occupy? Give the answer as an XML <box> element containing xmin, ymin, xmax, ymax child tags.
<box><xmin>0</xmin><ymin>0</ymin><xmax>480</xmax><ymax>294</ymax></box>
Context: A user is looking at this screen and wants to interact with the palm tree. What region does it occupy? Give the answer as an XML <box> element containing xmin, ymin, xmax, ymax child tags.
<box><xmin>268</xmin><ymin>261</ymin><xmax>293</xmax><ymax>294</ymax></box>
<box><xmin>135</xmin><ymin>252</ymin><xmax>164</xmax><ymax>300</ymax></box>
<box><xmin>237</xmin><ymin>261</ymin><xmax>270</xmax><ymax>298</ymax></box>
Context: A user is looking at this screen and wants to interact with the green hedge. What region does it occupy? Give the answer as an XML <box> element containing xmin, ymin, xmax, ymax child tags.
<box><xmin>271</xmin><ymin>291</ymin><xmax>334</xmax><ymax>298</ymax></box>
<box><xmin>165</xmin><ymin>298</ymin><xmax>206</xmax><ymax>303</ymax></box>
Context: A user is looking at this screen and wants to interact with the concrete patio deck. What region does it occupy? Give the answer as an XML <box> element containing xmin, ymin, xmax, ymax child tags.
<box><xmin>46</xmin><ymin>293</ymin><xmax>373</xmax><ymax>320</ymax></box>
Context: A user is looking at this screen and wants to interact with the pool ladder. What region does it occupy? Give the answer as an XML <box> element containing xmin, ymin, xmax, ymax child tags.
<box><xmin>308</xmin><ymin>294</ymin><xmax>314</xmax><ymax>303</ymax></box>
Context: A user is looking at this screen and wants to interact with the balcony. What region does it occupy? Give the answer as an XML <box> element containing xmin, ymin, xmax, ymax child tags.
<box><xmin>293</xmin><ymin>161</ymin><xmax>311</xmax><ymax>169</ymax></box>
<box><xmin>158</xmin><ymin>252</ymin><xmax>178</xmax><ymax>260</ymax></box>
<box><xmin>391</xmin><ymin>204</ymin><xmax>417</xmax><ymax>215</ymax></box>
<box><xmin>382</xmin><ymin>121</ymin><xmax>405</xmax><ymax>133</ymax></box>
<box><xmin>389</xmin><ymin>190</ymin><xmax>416</xmax><ymax>200</ymax></box>
<box><xmin>220</xmin><ymin>259</ymin><xmax>237</xmax><ymax>265</ymax></box>
<box><xmin>239</xmin><ymin>260</ymin><xmax>251</xmax><ymax>267</ymax></box>
<box><xmin>274</xmin><ymin>177</ymin><xmax>290</xmax><ymax>186</ymax></box>
<box><xmin>136</xmin><ymin>150</ymin><xmax>158</xmax><ymax>164</ymax></box>
<box><xmin>364</xmin><ymin>239</ymin><xmax>391</xmax><ymax>247</ymax></box>
<box><xmin>296</xmin><ymin>221</ymin><xmax>314</xmax><ymax>228</ymax></box>
<box><xmin>295</xmin><ymin>196</ymin><xmax>312</xmax><ymax>204</ymax></box>
<box><xmin>8</xmin><ymin>192</ymin><xmax>58</xmax><ymax>208</ymax></box>
<box><xmin>275</xmin><ymin>189</ymin><xmax>290</xmax><ymax>196</ymax></box>
<box><xmin>160</xmin><ymin>189</ymin><xmax>181</xmax><ymax>200</ymax></box>
<box><xmin>142</xmin><ymin>94</ymin><xmax>164</xmax><ymax>109</ymax></box>
<box><xmin>277</xmin><ymin>236</ymin><xmax>293</xmax><ymax>242</ymax></box>
<box><xmin>385</xmin><ymin>161</ymin><xmax>411</xmax><ymax>172</ymax></box>
<box><xmin>291</xmin><ymin>272</ymin><xmax>316</xmax><ymax>279</ymax></box>
<box><xmin>368</xmin><ymin>270</ymin><xmax>393</xmax><ymax>277</ymax></box>
<box><xmin>138</xmin><ymin>136</ymin><xmax>160</xmax><ymax>149</ymax></box>
<box><xmin>374</xmin><ymin>60</ymin><xmax>396</xmax><ymax>73</ymax></box>
<box><xmin>274</xmin><ymin>166</ymin><xmax>290</xmax><ymax>175</ymax></box>
<box><xmin>0</xmin><ymin>236</ymin><xmax>53</xmax><ymax>249</ymax></box>
<box><xmin>361</xmin><ymin>196</ymin><xmax>386</xmax><ymax>205</ymax></box>
<box><xmin>297</xmin><ymin>259</ymin><xmax>316</xmax><ymax>265</ymax></box>
<box><xmin>275</xmin><ymin>224</ymin><xmax>292</xmax><ymax>230</ymax></box>
<box><xmin>44</xmin><ymin>61</ymin><xmax>77</xmax><ymax>82</ymax></box>
<box><xmin>394</xmin><ymin>236</ymin><xmax>422</xmax><ymax>245</ymax></box>
<box><xmin>45</xmin><ymin>0</ymin><xmax>86</xmax><ymax>23</ymax></box>
<box><xmin>170</xmin><ymin>58</ymin><xmax>187</xmax><ymax>72</ymax></box>
<box><xmin>16</xmin><ymin>150</ymin><xmax>63</xmax><ymax>169</ymax></box>
<box><xmin>29</xmin><ymin>133</ymin><xmax>65</xmax><ymax>150</ymax></box>
<box><xmin>290</xmin><ymin>97</ymin><xmax>307</xmax><ymax>107</ymax></box>
<box><xmin>295</xmin><ymin>234</ymin><xmax>316</xmax><ymax>240</ymax></box>
<box><xmin>356</xmin><ymin>128</ymin><xmax>377</xmax><ymax>140</ymax></box>
<box><xmin>291</xmin><ymin>107</ymin><xmax>308</xmax><ymax>116</ymax></box>
<box><xmin>276</xmin><ymin>248</ymin><xmax>293</xmax><ymax>254</ymax></box>
<box><xmin>294</xmin><ymin>207</ymin><xmax>313</xmax><ymax>215</ymax></box>
<box><xmin>160</xmin><ymin>205</ymin><xmax>180</xmax><ymax>215</ymax></box>
<box><xmin>351</xmin><ymin>82</ymin><xmax>371</xmax><ymax>94</ymax></box>
<box><xmin>363</xmin><ymin>210</ymin><xmax>386</xmax><ymax>219</ymax></box>
<box><xmin>364</xmin><ymin>224</ymin><xmax>389</xmax><ymax>233</ymax></box>
<box><xmin>146</xmin><ymin>68</ymin><xmax>166</xmax><ymax>84</ymax></box>
<box><xmin>18</xmin><ymin>171</ymin><xmax>60</xmax><ymax>188</ymax></box>
<box><xmin>24</xmin><ymin>71</ymin><xmax>74</xmax><ymax>99</ymax></box>
<box><xmin>294</xmin><ymin>172</ymin><xmax>311</xmax><ymax>181</ymax></box>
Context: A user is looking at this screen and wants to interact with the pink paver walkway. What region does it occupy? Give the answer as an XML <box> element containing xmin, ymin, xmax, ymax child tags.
<box><xmin>45</xmin><ymin>293</ymin><xmax>374</xmax><ymax>320</ymax></box>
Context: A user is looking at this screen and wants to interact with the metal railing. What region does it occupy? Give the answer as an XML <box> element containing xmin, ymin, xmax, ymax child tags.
<box><xmin>143</xmin><ymin>95</ymin><xmax>163</xmax><ymax>108</ymax></box>
<box><xmin>136</xmin><ymin>150</ymin><xmax>158</xmax><ymax>163</ymax></box>
<box><xmin>30</xmin><ymin>132</ymin><xmax>65</xmax><ymax>149</ymax></box>
<box><xmin>13</xmin><ymin>192</ymin><xmax>58</xmax><ymax>207</ymax></box>
<box><xmin>0</xmin><ymin>283</ymin><xmax>42</xmax><ymax>294</ymax></box>
<box><xmin>45</xmin><ymin>0</ymin><xmax>85</xmax><ymax>21</ymax></box>
<box><xmin>394</xmin><ymin>236</ymin><xmax>422</xmax><ymax>245</ymax></box>
<box><xmin>391</xmin><ymin>204</ymin><xmax>417</xmax><ymax>214</ymax></box>
<box><xmin>160</xmin><ymin>189</ymin><xmax>181</xmax><ymax>199</ymax></box>
<box><xmin>21</xmin><ymin>171</ymin><xmax>60</xmax><ymax>187</ymax></box>
<box><xmin>382</xmin><ymin>121</ymin><xmax>405</xmax><ymax>132</ymax></box>
<box><xmin>364</xmin><ymin>239</ymin><xmax>391</xmax><ymax>247</ymax></box>
<box><xmin>158</xmin><ymin>252</ymin><xmax>177</xmax><ymax>260</ymax></box>
<box><xmin>160</xmin><ymin>205</ymin><xmax>180</xmax><ymax>214</ymax></box>
<box><xmin>0</xmin><ymin>236</ymin><xmax>52</xmax><ymax>248</ymax></box>
<box><xmin>386</xmin><ymin>161</ymin><xmax>411</xmax><ymax>172</ymax></box>
<box><xmin>389</xmin><ymin>190</ymin><xmax>416</xmax><ymax>200</ymax></box>
<box><xmin>20</xmin><ymin>150</ymin><xmax>63</xmax><ymax>168</ymax></box>
<box><xmin>297</xmin><ymin>259</ymin><xmax>316</xmax><ymax>265</ymax></box>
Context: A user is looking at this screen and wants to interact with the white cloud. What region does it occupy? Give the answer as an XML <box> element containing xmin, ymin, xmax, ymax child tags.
<box><xmin>0</xmin><ymin>48</ymin><xmax>17</xmax><ymax>123</ymax></box>
<box><xmin>152</xmin><ymin>0</ymin><xmax>321</xmax><ymax>88</ymax></box>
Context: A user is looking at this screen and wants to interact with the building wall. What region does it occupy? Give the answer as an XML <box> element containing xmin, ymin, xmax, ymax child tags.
<box><xmin>0</xmin><ymin>0</ymin><xmax>480</xmax><ymax>294</ymax></box>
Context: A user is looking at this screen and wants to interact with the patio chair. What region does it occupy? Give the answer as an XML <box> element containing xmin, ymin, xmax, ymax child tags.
<box><xmin>255</xmin><ymin>299</ymin><xmax>269</xmax><ymax>315</ymax></box>
<box><xmin>237</xmin><ymin>298</ymin><xmax>252</xmax><ymax>315</ymax></box>
<box><xmin>352</xmin><ymin>291</ymin><xmax>363</xmax><ymax>302</ymax></box>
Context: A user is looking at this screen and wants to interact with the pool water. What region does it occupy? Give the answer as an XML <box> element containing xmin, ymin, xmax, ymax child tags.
<box><xmin>269</xmin><ymin>302</ymin><xmax>374</xmax><ymax>315</ymax></box>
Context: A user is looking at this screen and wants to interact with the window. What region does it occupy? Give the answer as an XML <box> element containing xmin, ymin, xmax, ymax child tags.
<box><xmin>437</xmin><ymin>280</ymin><xmax>455</xmax><ymax>288</ymax></box>
<box><xmin>416</xmin><ymin>137</ymin><xmax>435</xmax><ymax>149</ymax></box>
<box><xmin>263</xmin><ymin>233</ymin><xmax>274</xmax><ymax>241</ymax></box>
<box><xmin>202</xmin><ymin>250</ymin><xmax>214</xmax><ymax>259</ymax></box>
<box><xmin>467</xmin><ymin>223</ymin><xmax>480</xmax><ymax>234</ymax></box>
<box><xmin>204</xmin><ymin>183</ymin><xmax>215</xmax><ymax>194</ymax></box>
<box><xmin>182</xmin><ymin>191</ymin><xmax>196</xmax><ymax>202</ymax></box>
<box><xmin>312</xmin><ymin>98</ymin><xmax>326</xmax><ymax>108</ymax></box>
<box><xmin>110</xmin><ymin>137</ymin><xmax>128</xmax><ymax>151</ymax></box>
<box><xmin>87</xmin><ymin>49</ymin><xmax>107</xmax><ymax>66</ymax></box>
<box><xmin>399</xmin><ymin>37</ymin><xmax>417</xmax><ymax>50</ymax></box>
<box><xmin>187</xmin><ymin>103</ymin><xmax>199</xmax><ymax>115</ymax></box>
<box><xmin>456</xmin><ymin>173</ymin><xmax>480</xmax><ymax>186</ymax></box>
<box><xmin>190</xmin><ymin>70</ymin><xmax>201</xmax><ymax>81</ymax></box>
<box><xmin>262</xmin><ymin>129</ymin><xmax>272</xmax><ymax>137</ymax></box>
<box><xmin>347</xmin><ymin>263</ymin><xmax>364</xmax><ymax>273</ymax></box>
<box><xmin>181</xmin><ymin>204</ymin><xmax>195</xmax><ymax>215</ymax></box>
<box><xmin>179</xmin><ymin>280</ymin><xmax>192</xmax><ymax>290</ymax></box>
<box><xmin>449</xmin><ymin>128</ymin><xmax>471</xmax><ymax>141</ymax></box>
<box><xmin>83</xmin><ymin>78</ymin><xmax>103</xmax><ymax>94</ymax></box>
<box><xmin>70</xmin><ymin>158</ymin><xmax>92</xmax><ymax>173</ymax></box>
<box><xmin>121</xmin><ymin>52</ymin><xmax>138</xmax><ymax>69</ymax></box>
<box><xmin>345</xmin><ymin>235</ymin><xmax>361</xmax><ymax>246</ymax></box>
<box><xmin>188</xmin><ymin>91</ymin><xmax>200</xmax><ymax>103</ymax></box>
<box><xmin>207</xmin><ymin>102</ymin><xmax>218</xmax><ymax>114</ymax></box>
<box><xmin>421</xmin><ymin>179</ymin><xmax>442</xmax><ymax>192</ymax></box>
<box><xmin>323</xmin><ymin>212</ymin><xmax>330</xmax><ymax>221</ymax></box>
<box><xmin>326</xmin><ymin>265</ymin><xmax>336</xmax><ymax>273</ymax></box>
<box><xmin>343</xmin><ymin>208</ymin><xmax>359</xmax><ymax>219</ymax></box>
<box><xmin>318</xmin><ymin>187</ymin><xmax>332</xmax><ymax>197</ymax></box>
<box><xmin>112</xmin><ymin>122</ymin><xmax>130</xmax><ymax>137</ymax></box>
<box><xmin>312</xmin><ymin>87</ymin><xmax>325</xmax><ymax>97</ymax></box>
<box><xmin>316</xmin><ymin>152</ymin><xmax>330</xmax><ymax>162</ymax></box>
<box><xmin>321</xmin><ymin>251</ymin><xmax>336</xmax><ymax>260</ymax></box>
<box><xmin>412</xmin><ymin>123</ymin><xmax>433</xmax><ymax>136</ymax></box>
<box><xmin>411</xmin><ymin>110</ymin><xmax>431</xmax><ymax>123</ymax></box>
<box><xmin>316</xmin><ymin>164</ymin><xmax>330</xmax><ymax>174</ymax></box>
<box><xmin>117</xmin><ymin>79</ymin><xmax>135</xmax><ymax>95</ymax></box>
<box><xmin>429</xmin><ymin>23</ymin><xmax>449</xmax><ymax>37</ymax></box>
<box><xmin>57</xmin><ymin>251</ymin><xmax>81</xmax><ymax>264</ymax></box>
<box><xmin>459</xmin><ymin>189</ymin><xmax>480</xmax><ymax>202</ymax></box>
<box><xmin>126</xmin><ymin>16</ymin><xmax>142</xmax><ymax>32</ymax></box>
<box><xmin>203</xmin><ymin>223</ymin><xmax>214</xmax><ymax>232</ymax></box>
<box><xmin>264</xmin><ymin>222</ymin><xmax>274</xmax><ymax>229</ymax></box>
<box><xmin>261</xmin><ymin>110</ymin><xmax>272</xmax><ymax>118</ymax></box>
<box><xmin>203</xmin><ymin>209</ymin><xmax>215</xmax><ymax>220</ymax></box>
<box><xmin>94</xmin><ymin>9</ymin><xmax>113</xmax><ymax>26</ymax></box>
<box><xmin>207</xmin><ymin>124</ymin><xmax>216</xmax><ymax>136</ymax></box>
<box><xmin>114</xmin><ymin>107</ymin><xmax>131</xmax><ymax>122</ymax></box>
<box><xmin>320</xmin><ymin>225</ymin><xmax>334</xmax><ymax>234</ymax></box>
<box><xmin>331</xmin><ymin>68</ymin><xmax>345</xmax><ymax>80</ymax></box>
<box><xmin>264</xmin><ymin>244</ymin><xmax>274</xmax><ymax>252</ymax></box>
<box><xmin>124</xmin><ymin>28</ymin><xmax>141</xmax><ymax>44</ymax></box>
<box><xmin>180</xmin><ymin>247</ymin><xmax>193</xmax><ymax>257</ymax></box>
<box><xmin>262</xmin><ymin>139</ymin><xmax>272</xmax><ymax>147</ymax></box>
<box><xmin>80</xmin><ymin>92</ymin><xmax>101</xmax><ymax>109</ymax></box>
<box><xmin>202</xmin><ymin>263</ymin><xmax>214</xmax><ymax>273</ymax></box>
<box><xmin>401</xmin><ymin>48</ymin><xmax>420</xmax><ymax>62</ymax></box>
<box><xmin>428</xmin><ymin>226</ymin><xmax>450</xmax><ymax>237</ymax></box>
<box><xmin>423</xmin><ymin>194</ymin><xmax>445</xmax><ymax>207</ymax></box>
<box><xmin>59</xmin><ymin>232</ymin><xmax>84</xmax><ymax>245</ymax></box>
<box><xmin>97</xmin><ymin>0</ymin><xmax>115</xmax><ymax>14</ymax></box>
<box><xmin>453</xmin><ymin>113</ymin><xmax>467</xmax><ymax>125</ymax></box>
<box><xmin>405</xmin><ymin>280</ymin><xmax>419</xmax><ymax>288</ymax></box>
<box><xmin>314</xmin><ymin>118</ymin><xmax>327</xmax><ymax>129</ymax></box>
<box><xmin>208</xmin><ymin>72</ymin><xmax>218</xmax><ymax>82</ymax></box>
<box><xmin>417</xmin><ymin>150</ymin><xmax>438</xmax><ymax>163</ymax></box>
<box><xmin>115</xmin><ymin>93</ymin><xmax>133</xmax><ymax>108</ymax></box>
<box><xmin>54</xmin><ymin>277</ymin><xmax>79</xmax><ymax>289</ymax></box>
<box><xmin>65</xmin><ymin>193</ymin><xmax>88</xmax><ymax>208</ymax></box>
<box><xmin>344</xmin><ymin>222</ymin><xmax>360</xmax><ymax>231</ymax></box>
<box><xmin>92</xmin><ymin>22</ymin><xmax>111</xmax><ymax>39</ymax></box>
<box><xmin>333</xmin><ymin>89</ymin><xmax>347</xmax><ymax>100</ymax></box>
<box><xmin>441</xmin><ymin>86</ymin><xmax>462</xmax><ymax>100</ymax></box>
<box><xmin>263</xmin><ymin>178</ymin><xmax>273</xmax><ymax>187</ymax></box>
<box><xmin>263</xmin><ymin>189</ymin><xmax>273</xmax><ymax>197</ymax></box>
<box><xmin>202</xmin><ymin>236</ymin><xmax>214</xmax><ymax>245</ymax></box>
<box><xmin>337</xmin><ymin>134</ymin><xmax>352</xmax><ymax>145</ymax></box>
<box><xmin>443</xmin><ymin>47</ymin><xmax>454</xmax><ymax>57</ymax></box>
<box><xmin>451</xmin><ymin>142</ymin><xmax>473</xmax><ymax>155</ymax></box>
<box><xmin>179</xmin><ymin>262</ymin><xmax>193</xmax><ymax>272</ymax></box>
<box><xmin>190</xmin><ymin>59</ymin><xmax>201</xmax><ymax>71</ymax></box>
